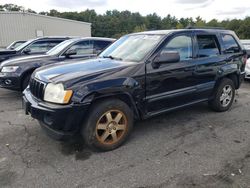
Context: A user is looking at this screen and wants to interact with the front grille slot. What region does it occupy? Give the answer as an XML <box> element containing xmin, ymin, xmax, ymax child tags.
<box><xmin>29</xmin><ymin>78</ymin><xmax>45</xmax><ymax>100</ymax></box>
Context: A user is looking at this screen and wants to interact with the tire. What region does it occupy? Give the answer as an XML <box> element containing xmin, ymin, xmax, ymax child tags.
<box><xmin>209</xmin><ymin>78</ymin><xmax>235</xmax><ymax>112</ymax></box>
<box><xmin>82</xmin><ymin>99</ymin><xmax>134</xmax><ymax>151</ymax></box>
<box><xmin>22</xmin><ymin>74</ymin><xmax>31</xmax><ymax>91</ymax></box>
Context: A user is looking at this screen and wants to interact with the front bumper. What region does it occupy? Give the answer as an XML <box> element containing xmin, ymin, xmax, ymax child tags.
<box><xmin>23</xmin><ymin>89</ymin><xmax>89</xmax><ymax>140</ymax></box>
<box><xmin>0</xmin><ymin>72</ymin><xmax>21</xmax><ymax>91</ymax></box>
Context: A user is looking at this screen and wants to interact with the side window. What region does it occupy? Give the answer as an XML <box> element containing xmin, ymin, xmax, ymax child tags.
<box><xmin>197</xmin><ymin>35</ymin><xmax>220</xmax><ymax>58</ymax></box>
<box><xmin>66</xmin><ymin>40</ymin><xmax>94</xmax><ymax>55</ymax></box>
<box><xmin>222</xmin><ymin>34</ymin><xmax>240</xmax><ymax>53</ymax></box>
<box><xmin>161</xmin><ymin>35</ymin><xmax>193</xmax><ymax>61</ymax></box>
<box><xmin>94</xmin><ymin>40</ymin><xmax>112</xmax><ymax>54</ymax></box>
<box><xmin>26</xmin><ymin>41</ymin><xmax>52</xmax><ymax>53</ymax></box>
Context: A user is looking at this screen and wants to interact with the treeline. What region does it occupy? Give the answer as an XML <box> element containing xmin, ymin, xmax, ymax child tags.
<box><xmin>1</xmin><ymin>3</ymin><xmax>250</xmax><ymax>39</ymax></box>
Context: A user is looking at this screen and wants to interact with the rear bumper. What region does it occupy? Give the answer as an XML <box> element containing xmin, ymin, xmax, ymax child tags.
<box><xmin>23</xmin><ymin>88</ymin><xmax>89</xmax><ymax>140</ymax></box>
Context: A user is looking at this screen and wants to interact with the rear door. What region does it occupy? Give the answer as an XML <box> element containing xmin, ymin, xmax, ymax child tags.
<box><xmin>220</xmin><ymin>33</ymin><xmax>245</xmax><ymax>73</ymax></box>
<box><xmin>192</xmin><ymin>31</ymin><xmax>225</xmax><ymax>99</ymax></box>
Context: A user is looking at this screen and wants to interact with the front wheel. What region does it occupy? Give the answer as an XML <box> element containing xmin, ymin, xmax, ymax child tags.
<box><xmin>209</xmin><ymin>78</ymin><xmax>235</xmax><ymax>112</ymax></box>
<box><xmin>82</xmin><ymin>99</ymin><xmax>133</xmax><ymax>151</ymax></box>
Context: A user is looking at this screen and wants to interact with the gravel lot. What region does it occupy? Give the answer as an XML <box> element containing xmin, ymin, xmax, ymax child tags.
<box><xmin>0</xmin><ymin>82</ymin><xmax>250</xmax><ymax>188</ymax></box>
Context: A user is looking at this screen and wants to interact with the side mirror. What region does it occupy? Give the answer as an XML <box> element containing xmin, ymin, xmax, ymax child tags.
<box><xmin>65</xmin><ymin>49</ymin><xmax>77</xmax><ymax>58</ymax></box>
<box><xmin>153</xmin><ymin>51</ymin><xmax>180</xmax><ymax>67</ymax></box>
<box><xmin>23</xmin><ymin>48</ymin><xmax>31</xmax><ymax>54</ymax></box>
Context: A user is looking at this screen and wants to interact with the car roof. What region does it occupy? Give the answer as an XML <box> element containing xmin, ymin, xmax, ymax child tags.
<box><xmin>35</xmin><ymin>36</ymin><xmax>75</xmax><ymax>40</ymax></box>
<box><xmin>31</xmin><ymin>36</ymin><xmax>115</xmax><ymax>42</ymax></box>
<box><xmin>61</xmin><ymin>37</ymin><xmax>116</xmax><ymax>43</ymax></box>
<box><xmin>133</xmin><ymin>29</ymin><xmax>232</xmax><ymax>35</ymax></box>
<box><xmin>77</xmin><ymin>37</ymin><xmax>116</xmax><ymax>41</ymax></box>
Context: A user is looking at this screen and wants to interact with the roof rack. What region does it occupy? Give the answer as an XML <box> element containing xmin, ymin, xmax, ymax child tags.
<box><xmin>185</xmin><ymin>25</ymin><xmax>225</xmax><ymax>30</ymax></box>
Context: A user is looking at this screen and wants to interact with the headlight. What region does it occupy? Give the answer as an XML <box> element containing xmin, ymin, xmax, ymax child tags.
<box><xmin>1</xmin><ymin>66</ymin><xmax>19</xmax><ymax>73</ymax></box>
<box><xmin>44</xmin><ymin>83</ymin><xmax>73</xmax><ymax>104</ymax></box>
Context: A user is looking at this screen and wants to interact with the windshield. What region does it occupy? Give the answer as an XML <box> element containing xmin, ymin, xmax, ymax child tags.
<box><xmin>46</xmin><ymin>39</ymin><xmax>75</xmax><ymax>55</ymax></box>
<box><xmin>15</xmin><ymin>39</ymin><xmax>33</xmax><ymax>51</ymax></box>
<box><xmin>99</xmin><ymin>34</ymin><xmax>163</xmax><ymax>62</ymax></box>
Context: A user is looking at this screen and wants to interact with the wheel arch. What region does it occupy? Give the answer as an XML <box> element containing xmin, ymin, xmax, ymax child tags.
<box><xmin>85</xmin><ymin>92</ymin><xmax>142</xmax><ymax>120</ymax></box>
<box><xmin>216</xmin><ymin>72</ymin><xmax>240</xmax><ymax>90</ymax></box>
<box><xmin>20</xmin><ymin>68</ymin><xmax>36</xmax><ymax>85</ymax></box>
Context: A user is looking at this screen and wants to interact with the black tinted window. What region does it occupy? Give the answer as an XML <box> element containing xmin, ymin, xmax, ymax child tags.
<box><xmin>222</xmin><ymin>34</ymin><xmax>240</xmax><ymax>53</ymax></box>
<box><xmin>162</xmin><ymin>35</ymin><xmax>193</xmax><ymax>61</ymax></box>
<box><xmin>94</xmin><ymin>40</ymin><xmax>112</xmax><ymax>54</ymax></box>
<box><xmin>197</xmin><ymin>35</ymin><xmax>220</xmax><ymax>58</ymax></box>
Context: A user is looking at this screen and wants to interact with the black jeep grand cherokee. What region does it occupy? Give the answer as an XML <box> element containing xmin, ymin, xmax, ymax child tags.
<box><xmin>23</xmin><ymin>29</ymin><xmax>247</xmax><ymax>151</ymax></box>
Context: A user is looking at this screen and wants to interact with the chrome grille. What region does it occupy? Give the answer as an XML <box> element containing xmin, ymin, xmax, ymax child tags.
<box><xmin>29</xmin><ymin>78</ymin><xmax>45</xmax><ymax>100</ymax></box>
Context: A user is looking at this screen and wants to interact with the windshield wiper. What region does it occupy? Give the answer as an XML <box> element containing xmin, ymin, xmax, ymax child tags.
<box><xmin>102</xmin><ymin>55</ymin><xmax>123</xmax><ymax>61</ymax></box>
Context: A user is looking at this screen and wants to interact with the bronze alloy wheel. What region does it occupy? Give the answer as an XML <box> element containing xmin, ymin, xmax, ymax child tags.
<box><xmin>95</xmin><ymin>110</ymin><xmax>128</xmax><ymax>145</ymax></box>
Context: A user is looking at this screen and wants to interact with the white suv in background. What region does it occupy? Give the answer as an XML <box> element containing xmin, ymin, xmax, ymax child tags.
<box><xmin>241</xmin><ymin>40</ymin><xmax>250</xmax><ymax>79</ymax></box>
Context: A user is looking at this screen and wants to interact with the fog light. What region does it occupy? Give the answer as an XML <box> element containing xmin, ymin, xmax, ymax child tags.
<box><xmin>44</xmin><ymin>113</ymin><xmax>53</xmax><ymax>125</ymax></box>
<box><xmin>4</xmin><ymin>79</ymin><xmax>12</xmax><ymax>85</ymax></box>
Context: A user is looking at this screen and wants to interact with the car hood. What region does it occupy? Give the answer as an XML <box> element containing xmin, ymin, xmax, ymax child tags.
<box><xmin>34</xmin><ymin>58</ymin><xmax>137</xmax><ymax>84</ymax></box>
<box><xmin>0</xmin><ymin>55</ymin><xmax>53</xmax><ymax>67</ymax></box>
<box><xmin>0</xmin><ymin>49</ymin><xmax>17</xmax><ymax>55</ymax></box>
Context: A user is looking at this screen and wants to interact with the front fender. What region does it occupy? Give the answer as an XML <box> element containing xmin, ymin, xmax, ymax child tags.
<box><xmin>71</xmin><ymin>77</ymin><xmax>143</xmax><ymax>119</ymax></box>
<box><xmin>72</xmin><ymin>77</ymin><xmax>141</xmax><ymax>103</ymax></box>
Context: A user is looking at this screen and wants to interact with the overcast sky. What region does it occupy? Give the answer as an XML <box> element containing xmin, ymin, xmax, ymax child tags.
<box><xmin>1</xmin><ymin>0</ymin><xmax>250</xmax><ymax>21</ymax></box>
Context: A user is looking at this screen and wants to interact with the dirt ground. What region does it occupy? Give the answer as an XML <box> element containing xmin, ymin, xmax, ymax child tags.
<box><xmin>0</xmin><ymin>82</ymin><xmax>250</xmax><ymax>188</ymax></box>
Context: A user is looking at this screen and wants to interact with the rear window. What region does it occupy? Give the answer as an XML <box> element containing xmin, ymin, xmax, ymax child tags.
<box><xmin>197</xmin><ymin>35</ymin><xmax>220</xmax><ymax>58</ymax></box>
<box><xmin>222</xmin><ymin>34</ymin><xmax>240</xmax><ymax>53</ymax></box>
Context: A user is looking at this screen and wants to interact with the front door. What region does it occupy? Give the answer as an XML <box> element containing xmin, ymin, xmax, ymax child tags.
<box><xmin>146</xmin><ymin>33</ymin><xmax>197</xmax><ymax>115</ymax></box>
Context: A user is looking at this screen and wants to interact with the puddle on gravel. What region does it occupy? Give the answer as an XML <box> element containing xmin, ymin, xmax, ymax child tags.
<box><xmin>60</xmin><ymin>139</ymin><xmax>92</xmax><ymax>161</ymax></box>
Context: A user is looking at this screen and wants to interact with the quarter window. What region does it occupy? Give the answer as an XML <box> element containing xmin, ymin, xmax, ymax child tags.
<box><xmin>197</xmin><ymin>35</ymin><xmax>220</xmax><ymax>58</ymax></box>
<box><xmin>161</xmin><ymin>35</ymin><xmax>193</xmax><ymax>61</ymax></box>
<box><xmin>222</xmin><ymin>34</ymin><xmax>240</xmax><ymax>53</ymax></box>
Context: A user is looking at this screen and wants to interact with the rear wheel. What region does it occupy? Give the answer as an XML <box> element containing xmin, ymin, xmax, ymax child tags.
<box><xmin>209</xmin><ymin>78</ymin><xmax>235</xmax><ymax>112</ymax></box>
<box><xmin>82</xmin><ymin>99</ymin><xmax>133</xmax><ymax>151</ymax></box>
